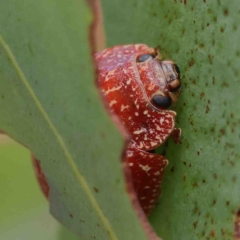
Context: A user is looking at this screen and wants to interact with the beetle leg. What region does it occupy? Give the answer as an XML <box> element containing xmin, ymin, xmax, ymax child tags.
<box><xmin>171</xmin><ymin>127</ymin><xmax>182</xmax><ymax>144</ymax></box>
<box><xmin>127</xmin><ymin>146</ymin><xmax>168</xmax><ymax>216</ymax></box>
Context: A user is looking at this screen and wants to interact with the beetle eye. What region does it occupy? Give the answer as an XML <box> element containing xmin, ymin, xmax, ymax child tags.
<box><xmin>152</xmin><ymin>95</ymin><xmax>172</xmax><ymax>109</ymax></box>
<box><xmin>174</xmin><ymin>64</ymin><xmax>180</xmax><ymax>77</ymax></box>
<box><xmin>137</xmin><ymin>54</ymin><xmax>154</xmax><ymax>62</ymax></box>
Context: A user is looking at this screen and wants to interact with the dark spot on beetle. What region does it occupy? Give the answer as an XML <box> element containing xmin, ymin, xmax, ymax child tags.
<box><xmin>213</xmin><ymin>173</ymin><xmax>217</xmax><ymax>179</ymax></box>
<box><xmin>212</xmin><ymin>200</ymin><xmax>216</xmax><ymax>205</ymax></box>
<box><xmin>183</xmin><ymin>161</ymin><xmax>187</xmax><ymax>165</ymax></box>
<box><xmin>170</xmin><ymin>166</ymin><xmax>175</xmax><ymax>172</ymax></box>
<box><xmin>189</xmin><ymin>163</ymin><xmax>192</xmax><ymax>167</ymax></box>
<box><xmin>193</xmin><ymin>221</ymin><xmax>198</xmax><ymax>229</ymax></box>
<box><xmin>199</xmin><ymin>43</ymin><xmax>205</xmax><ymax>48</ymax></box>
<box><xmin>184</xmin><ymin>0</ymin><xmax>187</xmax><ymax>4</ymax></box>
<box><xmin>210</xmin><ymin>230</ymin><xmax>215</xmax><ymax>237</ymax></box>
<box><xmin>93</xmin><ymin>187</ymin><xmax>99</xmax><ymax>193</ymax></box>
<box><xmin>206</xmin><ymin>23</ymin><xmax>210</xmax><ymax>27</ymax></box>
<box><xmin>202</xmin><ymin>179</ymin><xmax>206</xmax><ymax>184</ymax></box>
<box><xmin>189</xmin><ymin>58</ymin><xmax>195</xmax><ymax>67</ymax></box>
<box><xmin>203</xmin><ymin>0</ymin><xmax>206</xmax><ymax>3</ymax></box>
<box><xmin>69</xmin><ymin>213</ymin><xmax>73</xmax><ymax>218</ymax></box>
<box><xmin>220</xmin><ymin>27</ymin><xmax>225</xmax><ymax>33</ymax></box>
<box><xmin>197</xmin><ymin>151</ymin><xmax>200</xmax><ymax>156</ymax></box>
<box><xmin>226</xmin><ymin>201</ymin><xmax>230</xmax><ymax>206</ymax></box>
<box><xmin>223</xmin><ymin>8</ymin><xmax>229</xmax><ymax>16</ymax></box>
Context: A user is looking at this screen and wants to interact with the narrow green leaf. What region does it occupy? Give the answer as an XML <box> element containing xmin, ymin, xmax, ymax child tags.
<box><xmin>102</xmin><ymin>1</ymin><xmax>240</xmax><ymax>239</ymax></box>
<box><xmin>0</xmin><ymin>1</ymin><xmax>150</xmax><ymax>239</ymax></box>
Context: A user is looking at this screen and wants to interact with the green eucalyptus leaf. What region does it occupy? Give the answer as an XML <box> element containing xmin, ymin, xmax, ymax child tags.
<box><xmin>0</xmin><ymin>1</ymin><xmax>151</xmax><ymax>239</ymax></box>
<box><xmin>102</xmin><ymin>1</ymin><xmax>240</xmax><ymax>239</ymax></box>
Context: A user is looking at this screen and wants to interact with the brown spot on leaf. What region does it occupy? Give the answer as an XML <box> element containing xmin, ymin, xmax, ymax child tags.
<box><xmin>69</xmin><ymin>213</ymin><xmax>73</xmax><ymax>218</ymax></box>
<box><xmin>210</xmin><ymin>230</ymin><xmax>215</xmax><ymax>237</ymax></box>
<box><xmin>193</xmin><ymin>182</ymin><xmax>198</xmax><ymax>187</ymax></box>
<box><xmin>223</xmin><ymin>8</ymin><xmax>229</xmax><ymax>16</ymax></box>
<box><xmin>206</xmin><ymin>105</ymin><xmax>210</xmax><ymax>113</ymax></box>
<box><xmin>189</xmin><ymin>58</ymin><xmax>195</xmax><ymax>67</ymax></box>
<box><xmin>93</xmin><ymin>187</ymin><xmax>99</xmax><ymax>193</ymax></box>
<box><xmin>193</xmin><ymin>221</ymin><xmax>198</xmax><ymax>229</ymax></box>
<box><xmin>200</xmin><ymin>92</ymin><xmax>205</xmax><ymax>99</ymax></box>
<box><xmin>183</xmin><ymin>175</ymin><xmax>186</xmax><ymax>182</ymax></box>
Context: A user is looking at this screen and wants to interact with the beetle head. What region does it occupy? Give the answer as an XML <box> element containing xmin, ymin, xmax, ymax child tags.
<box><xmin>136</xmin><ymin>51</ymin><xmax>181</xmax><ymax>110</ymax></box>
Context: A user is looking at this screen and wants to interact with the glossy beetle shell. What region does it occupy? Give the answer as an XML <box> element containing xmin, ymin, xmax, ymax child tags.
<box><xmin>96</xmin><ymin>44</ymin><xmax>181</xmax><ymax>215</ymax></box>
<box><xmin>33</xmin><ymin>44</ymin><xmax>181</xmax><ymax>216</ymax></box>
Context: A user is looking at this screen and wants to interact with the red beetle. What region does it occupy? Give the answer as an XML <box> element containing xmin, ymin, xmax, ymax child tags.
<box><xmin>33</xmin><ymin>44</ymin><xmax>181</xmax><ymax>216</ymax></box>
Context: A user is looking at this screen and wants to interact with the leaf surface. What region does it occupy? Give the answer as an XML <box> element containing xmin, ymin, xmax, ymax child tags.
<box><xmin>0</xmin><ymin>1</ymin><xmax>150</xmax><ymax>239</ymax></box>
<box><xmin>102</xmin><ymin>1</ymin><xmax>240</xmax><ymax>239</ymax></box>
